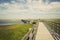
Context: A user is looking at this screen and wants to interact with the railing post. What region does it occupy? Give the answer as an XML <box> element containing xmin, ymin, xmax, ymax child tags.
<box><xmin>21</xmin><ymin>22</ymin><xmax>38</xmax><ymax>40</ymax></box>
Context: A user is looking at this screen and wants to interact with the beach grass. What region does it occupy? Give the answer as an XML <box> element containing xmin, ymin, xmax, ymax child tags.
<box><xmin>0</xmin><ymin>24</ymin><xmax>33</xmax><ymax>40</ymax></box>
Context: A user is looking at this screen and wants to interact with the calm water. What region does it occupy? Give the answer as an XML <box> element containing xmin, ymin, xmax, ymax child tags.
<box><xmin>0</xmin><ymin>20</ymin><xmax>24</xmax><ymax>25</ymax></box>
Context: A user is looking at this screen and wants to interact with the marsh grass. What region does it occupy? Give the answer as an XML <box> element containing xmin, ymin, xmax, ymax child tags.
<box><xmin>0</xmin><ymin>24</ymin><xmax>33</xmax><ymax>40</ymax></box>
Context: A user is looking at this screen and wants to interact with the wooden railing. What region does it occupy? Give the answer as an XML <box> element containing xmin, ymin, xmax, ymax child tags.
<box><xmin>21</xmin><ymin>23</ymin><xmax>38</xmax><ymax>40</ymax></box>
<box><xmin>43</xmin><ymin>21</ymin><xmax>60</xmax><ymax>40</ymax></box>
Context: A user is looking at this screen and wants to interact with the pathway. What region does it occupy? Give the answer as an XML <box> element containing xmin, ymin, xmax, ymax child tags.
<box><xmin>35</xmin><ymin>22</ymin><xmax>54</xmax><ymax>40</ymax></box>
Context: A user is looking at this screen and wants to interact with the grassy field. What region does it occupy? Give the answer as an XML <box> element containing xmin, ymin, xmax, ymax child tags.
<box><xmin>42</xmin><ymin>19</ymin><xmax>60</xmax><ymax>22</ymax></box>
<box><xmin>0</xmin><ymin>24</ymin><xmax>33</xmax><ymax>40</ymax></box>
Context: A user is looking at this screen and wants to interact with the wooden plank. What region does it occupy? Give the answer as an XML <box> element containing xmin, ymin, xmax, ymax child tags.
<box><xmin>35</xmin><ymin>22</ymin><xmax>54</xmax><ymax>40</ymax></box>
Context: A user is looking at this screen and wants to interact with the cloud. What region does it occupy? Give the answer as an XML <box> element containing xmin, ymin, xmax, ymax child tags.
<box><xmin>0</xmin><ymin>0</ymin><xmax>27</xmax><ymax>4</ymax></box>
<box><xmin>46</xmin><ymin>2</ymin><xmax>60</xmax><ymax>12</ymax></box>
<box><xmin>0</xmin><ymin>0</ymin><xmax>60</xmax><ymax>19</ymax></box>
<box><xmin>42</xmin><ymin>0</ymin><xmax>60</xmax><ymax>4</ymax></box>
<box><xmin>0</xmin><ymin>1</ymin><xmax>28</xmax><ymax>14</ymax></box>
<box><xmin>48</xmin><ymin>0</ymin><xmax>60</xmax><ymax>2</ymax></box>
<box><xmin>0</xmin><ymin>0</ymin><xmax>45</xmax><ymax>13</ymax></box>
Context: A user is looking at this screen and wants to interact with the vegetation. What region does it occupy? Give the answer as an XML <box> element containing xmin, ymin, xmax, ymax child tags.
<box><xmin>0</xmin><ymin>24</ymin><xmax>33</xmax><ymax>40</ymax></box>
<box><xmin>42</xmin><ymin>19</ymin><xmax>60</xmax><ymax>22</ymax></box>
<box><xmin>43</xmin><ymin>19</ymin><xmax>60</xmax><ymax>35</ymax></box>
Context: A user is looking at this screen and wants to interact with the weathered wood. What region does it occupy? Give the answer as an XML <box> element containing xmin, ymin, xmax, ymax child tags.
<box><xmin>21</xmin><ymin>23</ymin><xmax>38</xmax><ymax>40</ymax></box>
<box><xmin>44</xmin><ymin>21</ymin><xmax>60</xmax><ymax>40</ymax></box>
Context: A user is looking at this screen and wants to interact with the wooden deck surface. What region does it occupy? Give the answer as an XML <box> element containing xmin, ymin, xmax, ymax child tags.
<box><xmin>35</xmin><ymin>22</ymin><xmax>54</xmax><ymax>40</ymax></box>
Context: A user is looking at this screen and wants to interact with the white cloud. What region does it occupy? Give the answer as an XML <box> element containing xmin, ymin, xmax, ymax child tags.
<box><xmin>44</xmin><ymin>2</ymin><xmax>60</xmax><ymax>12</ymax></box>
<box><xmin>0</xmin><ymin>0</ymin><xmax>45</xmax><ymax>14</ymax></box>
<box><xmin>0</xmin><ymin>2</ymin><xmax>28</xmax><ymax>14</ymax></box>
<box><xmin>0</xmin><ymin>0</ymin><xmax>60</xmax><ymax>19</ymax></box>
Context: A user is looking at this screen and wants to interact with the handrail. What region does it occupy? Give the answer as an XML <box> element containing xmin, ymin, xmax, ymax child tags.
<box><xmin>21</xmin><ymin>23</ymin><xmax>39</xmax><ymax>40</ymax></box>
<box><xmin>43</xmin><ymin>21</ymin><xmax>60</xmax><ymax>40</ymax></box>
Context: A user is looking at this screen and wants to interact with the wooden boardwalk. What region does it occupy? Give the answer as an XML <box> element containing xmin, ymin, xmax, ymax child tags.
<box><xmin>35</xmin><ymin>22</ymin><xmax>54</xmax><ymax>40</ymax></box>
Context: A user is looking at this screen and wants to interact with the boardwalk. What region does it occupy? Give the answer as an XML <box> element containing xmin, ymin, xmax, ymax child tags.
<box><xmin>35</xmin><ymin>22</ymin><xmax>54</xmax><ymax>40</ymax></box>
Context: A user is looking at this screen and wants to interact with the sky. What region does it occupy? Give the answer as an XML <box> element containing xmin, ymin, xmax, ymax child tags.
<box><xmin>0</xmin><ymin>0</ymin><xmax>60</xmax><ymax>19</ymax></box>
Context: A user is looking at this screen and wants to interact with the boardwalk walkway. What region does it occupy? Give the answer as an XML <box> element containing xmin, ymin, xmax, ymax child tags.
<box><xmin>35</xmin><ymin>22</ymin><xmax>54</xmax><ymax>40</ymax></box>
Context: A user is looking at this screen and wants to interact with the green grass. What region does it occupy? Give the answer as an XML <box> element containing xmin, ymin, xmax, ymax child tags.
<box><xmin>42</xmin><ymin>19</ymin><xmax>60</xmax><ymax>22</ymax></box>
<box><xmin>0</xmin><ymin>24</ymin><xmax>33</xmax><ymax>40</ymax></box>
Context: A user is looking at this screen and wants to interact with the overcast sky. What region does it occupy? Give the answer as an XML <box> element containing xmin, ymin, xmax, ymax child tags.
<box><xmin>0</xmin><ymin>0</ymin><xmax>60</xmax><ymax>19</ymax></box>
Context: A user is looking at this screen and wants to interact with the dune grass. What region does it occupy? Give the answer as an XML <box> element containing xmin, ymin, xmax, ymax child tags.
<box><xmin>0</xmin><ymin>24</ymin><xmax>33</xmax><ymax>40</ymax></box>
